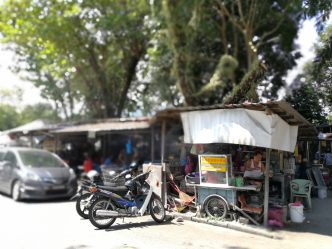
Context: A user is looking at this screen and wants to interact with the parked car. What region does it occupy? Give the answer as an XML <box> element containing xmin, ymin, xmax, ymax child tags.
<box><xmin>0</xmin><ymin>147</ymin><xmax>77</xmax><ymax>201</ymax></box>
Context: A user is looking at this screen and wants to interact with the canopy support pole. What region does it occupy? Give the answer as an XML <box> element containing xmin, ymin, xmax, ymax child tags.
<box><xmin>161</xmin><ymin>120</ymin><xmax>166</xmax><ymax>163</ymax></box>
<box><xmin>306</xmin><ymin>141</ymin><xmax>310</xmax><ymax>168</ymax></box>
<box><xmin>151</xmin><ymin>127</ymin><xmax>155</xmax><ymax>163</ymax></box>
<box><xmin>160</xmin><ymin>121</ymin><xmax>167</xmax><ymax>207</ymax></box>
<box><xmin>263</xmin><ymin>148</ymin><xmax>271</xmax><ymax>227</ymax></box>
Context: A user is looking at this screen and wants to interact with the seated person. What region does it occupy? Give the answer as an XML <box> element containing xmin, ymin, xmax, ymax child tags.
<box><xmin>244</xmin><ymin>150</ymin><xmax>265</xmax><ymax>180</ymax></box>
<box><xmin>324</xmin><ymin>148</ymin><xmax>332</xmax><ymax>167</ymax></box>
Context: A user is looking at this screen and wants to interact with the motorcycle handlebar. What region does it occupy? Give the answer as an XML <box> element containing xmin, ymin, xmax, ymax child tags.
<box><xmin>131</xmin><ymin>170</ymin><xmax>151</xmax><ymax>183</ymax></box>
<box><xmin>110</xmin><ymin>168</ymin><xmax>133</xmax><ymax>181</ymax></box>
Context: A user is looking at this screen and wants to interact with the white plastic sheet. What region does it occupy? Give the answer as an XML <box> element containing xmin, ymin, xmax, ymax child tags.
<box><xmin>181</xmin><ymin>109</ymin><xmax>298</xmax><ymax>152</ymax></box>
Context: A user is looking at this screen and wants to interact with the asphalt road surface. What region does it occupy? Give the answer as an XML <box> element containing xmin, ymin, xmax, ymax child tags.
<box><xmin>0</xmin><ymin>193</ymin><xmax>331</xmax><ymax>249</ymax></box>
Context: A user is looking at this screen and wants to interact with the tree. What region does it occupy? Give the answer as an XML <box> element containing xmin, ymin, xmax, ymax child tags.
<box><xmin>155</xmin><ymin>0</ymin><xmax>305</xmax><ymax>106</ymax></box>
<box><xmin>0</xmin><ymin>104</ymin><xmax>20</xmax><ymax>131</ymax></box>
<box><xmin>0</xmin><ymin>0</ymin><xmax>151</xmax><ymax>119</ymax></box>
<box><xmin>147</xmin><ymin>0</ymin><xmax>332</xmax><ymax>108</ymax></box>
<box><xmin>1</xmin><ymin>1</ymin><xmax>332</xmax><ymax>118</ymax></box>
<box><xmin>286</xmin><ymin>23</ymin><xmax>332</xmax><ymax>126</ymax></box>
<box><xmin>286</xmin><ymin>73</ymin><xmax>327</xmax><ymax>125</ymax></box>
<box><xmin>20</xmin><ymin>103</ymin><xmax>61</xmax><ymax>124</ymax></box>
<box><xmin>311</xmin><ymin>25</ymin><xmax>332</xmax><ymax>111</ymax></box>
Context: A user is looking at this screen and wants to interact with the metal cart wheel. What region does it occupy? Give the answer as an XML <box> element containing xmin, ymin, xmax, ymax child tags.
<box><xmin>204</xmin><ymin>195</ymin><xmax>228</xmax><ymax>219</ymax></box>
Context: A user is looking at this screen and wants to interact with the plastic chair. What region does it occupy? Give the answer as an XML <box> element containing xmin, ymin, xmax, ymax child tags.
<box><xmin>290</xmin><ymin>179</ymin><xmax>312</xmax><ymax>209</ymax></box>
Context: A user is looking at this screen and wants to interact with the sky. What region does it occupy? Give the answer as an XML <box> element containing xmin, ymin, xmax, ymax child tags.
<box><xmin>0</xmin><ymin>18</ymin><xmax>326</xmax><ymax>108</ymax></box>
<box><xmin>0</xmin><ymin>47</ymin><xmax>43</xmax><ymax>107</ymax></box>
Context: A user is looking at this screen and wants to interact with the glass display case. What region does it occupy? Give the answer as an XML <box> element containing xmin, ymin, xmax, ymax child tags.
<box><xmin>198</xmin><ymin>154</ymin><xmax>233</xmax><ymax>186</ymax></box>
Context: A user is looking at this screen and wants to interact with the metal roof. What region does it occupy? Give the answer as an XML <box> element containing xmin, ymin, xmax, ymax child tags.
<box><xmin>3</xmin><ymin>119</ymin><xmax>58</xmax><ymax>135</ymax></box>
<box><xmin>53</xmin><ymin>117</ymin><xmax>151</xmax><ymax>134</ymax></box>
<box><xmin>154</xmin><ymin>100</ymin><xmax>317</xmax><ymax>138</ymax></box>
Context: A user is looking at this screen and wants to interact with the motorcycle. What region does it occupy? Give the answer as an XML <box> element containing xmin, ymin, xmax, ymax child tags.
<box><xmin>72</xmin><ymin>163</ymin><xmax>140</xmax><ymax>219</ymax></box>
<box><xmin>88</xmin><ymin>170</ymin><xmax>165</xmax><ymax>229</ymax></box>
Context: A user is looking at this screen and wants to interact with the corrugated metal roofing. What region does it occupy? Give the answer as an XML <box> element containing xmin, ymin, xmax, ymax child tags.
<box><xmin>53</xmin><ymin>118</ymin><xmax>151</xmax><ymax>134</ymax></box>
<box><xmin>154</xmin><ymin>100</ymin><xmax>317</xmax><ymax>138</ymax></box>
<box><xmin>3</xmin><ymin>119</ymin><xmax>58</xmax><ymax>135</ymax></box>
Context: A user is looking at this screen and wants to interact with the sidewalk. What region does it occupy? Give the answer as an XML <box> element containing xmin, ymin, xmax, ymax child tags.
<box><xmin>170</xmin><ymin>190</ymin><xmax>332</xmax><ymax>244</ymax></box>
<box><xmin>281</xmin><ymin>190</ymin><xmax>332</xmax><ymax>236</ymax></box>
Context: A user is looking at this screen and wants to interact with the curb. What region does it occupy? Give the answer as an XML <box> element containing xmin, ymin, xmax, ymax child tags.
<box><xmin>168</xmin><ymin>212</ymin><xmax>282</xmax><ymax>239</ymax></box>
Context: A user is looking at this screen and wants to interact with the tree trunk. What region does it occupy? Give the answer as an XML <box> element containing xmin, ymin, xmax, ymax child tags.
<box><xmin>116</xmin><ymin>55</ymin><xmax>142</xmax><ymax>117</ymax></box>
<box><xmin>162</xmin><ymin>0</ymin><xmax>197</xmax><ymax>106</ymax></box>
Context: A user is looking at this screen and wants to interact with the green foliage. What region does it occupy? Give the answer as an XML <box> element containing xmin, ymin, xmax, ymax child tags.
<box><xmin>20</xmin><ymin>103</ymin><xmax>61</xmax><ymax>124</ymax></box>
<box><xmin>0</xmin><ymin>103</ymin><xmax>61</xmax><ymax>131</ymax></box>
<box><xmin>286</xmin><ymin>75</ymin><xmax>327</xmax><ymax>125</ymax></box>
<box><xmin>286</xmin><ymin>24</ymin><xmax>332</xmax><ymax>126</ymax></box>
<box><xmin>197</xmin><ymin>55</ymin><xmax>238</xmax><ymax>97</ymax></box>
<box><xmin>0</xmin><ymin>0</ymin><xmax>332</xmax><ymax>117</ymax></box>
<box><xmin>303</xmin><ymin>0</ymin><xmax>332</xmax><ymax>30</ymax></box>
<box><xmin>223</xmin><ymin>61</ymin><xmax>267</xmax><ymax>104</ymax></box>
<box><xmin>0</xmin><ymin>104</ymin><xmax>20</xmax><ymax>131</ymax></box>
<box><xmin>0</xmin><ymin>0</ymin><xmax>151</xmax><ymax>119</ymax></box>
<box><xmin>311</xmin><ymin>25</ymin><xmax>332</xmax><ymax>111</ymax></box>
<box><xmin>156</xmin><ymin>0</ymin><xmax>322</xmax><ymax>106</ymax></box>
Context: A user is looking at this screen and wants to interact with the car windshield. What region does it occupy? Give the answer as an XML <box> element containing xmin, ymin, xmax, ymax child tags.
<box><xmin>18</xmin><ymin>150</ymin><xmax>65</xmax><ymax>168</ymax></box>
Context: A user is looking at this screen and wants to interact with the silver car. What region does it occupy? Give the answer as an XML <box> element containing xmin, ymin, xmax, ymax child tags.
<box><xmin>0</xmin><ymin>147</ymin><xmax>77</xmax><ymax>201</ymax></box>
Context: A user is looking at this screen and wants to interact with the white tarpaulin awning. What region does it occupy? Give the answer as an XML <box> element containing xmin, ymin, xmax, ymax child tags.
<box><xmin>181</xmin><ymin>108</ymin><xmax>298</xmax><ymax>152</ymax></box>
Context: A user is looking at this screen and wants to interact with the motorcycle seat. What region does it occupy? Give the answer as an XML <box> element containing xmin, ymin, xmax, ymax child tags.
<box><xmin>98</xmin><ymin>185</ymin><xmax>128</xmax><ymax>192</ymax></box>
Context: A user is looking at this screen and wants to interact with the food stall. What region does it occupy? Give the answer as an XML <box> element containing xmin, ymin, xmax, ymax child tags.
<box><xmin>154</xmin><ymin>101</ymin><xmax>317</xmax><ymax>227</ymax></box>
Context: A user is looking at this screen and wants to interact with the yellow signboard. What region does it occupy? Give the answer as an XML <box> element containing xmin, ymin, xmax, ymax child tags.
<box><xmin>200</xmin><ymin>155</ymin><xmax>228</xmax><ymax>172</ymax></box>
<box><xmin>200</xmin><ymin>156</ymin><xmax>227</xmax><ymax>165</ymax></box>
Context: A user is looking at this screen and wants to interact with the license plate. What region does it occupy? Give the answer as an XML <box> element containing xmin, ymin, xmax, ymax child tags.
<box><xmin>49</xmin><ymin>185</ymin><xmax>65</xmax><ymax>190</ymax></box>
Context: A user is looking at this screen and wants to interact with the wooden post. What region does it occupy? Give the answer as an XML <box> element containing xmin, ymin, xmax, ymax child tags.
<box><xmin>306</xmin><ymin>141</ymin><xmax>310</xmax><ymax>168</ymax></box>
<box><xmin>162</xmin><ymin>162</ymin><xmax>167</xmax><ymax>206</ymax></box>
<box><xmin>161</xmin><ymin>120</ymin><xmax>166</xmax><ymax>163</ymax></box>
<box><xmin>151</xmin><ymin>127</ymin><xmax>155</xmax><ymax>163</ymax></box>
<box><xmin>55</xmin><ymin>134</ymin><xmax>59</xmax><ymax>154</ymax></box>
<box><xmin>318</xmin><ymin>141</ymin><xmax>321</xmax><ymax>163</ymax></box>
<box><xmin>263</xmin><ymin>148</ymin><xmax>271</xmax><ymax>227</ymax></box>
<box><xmin>160</xmin><ymin>121</ymin><xmax>167</xmax><ymax>206</ymax></box>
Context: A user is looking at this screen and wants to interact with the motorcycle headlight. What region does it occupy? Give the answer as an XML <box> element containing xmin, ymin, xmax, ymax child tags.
<box><xmin>26</xmin><ymin>172</ymin><xmax>40</xmax><ymax>181</ymax></box>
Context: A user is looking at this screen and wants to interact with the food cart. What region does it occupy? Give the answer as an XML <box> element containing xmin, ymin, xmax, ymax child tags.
<box><xmin>185</xmin><ymin>153</ymin><xmax>263</xmax><ymax>225</ymax></box>
<box><xmin>155</xmin><ymin>101</ymin><xmax>317</xmax><ymax>227</ymax></box>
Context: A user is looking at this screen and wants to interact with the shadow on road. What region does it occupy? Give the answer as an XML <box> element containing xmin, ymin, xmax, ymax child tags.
<box><xmin>0</xmin><ymin>192</ymin><xmax>72</xmax><ymax>204</ymax></box>
<box><xmin>225</xmin><ymin>247</ymin><xmax>250</xmax><ymax>249</ymax></box>
<box><xmin>103</xmin><ymin>219</ymin><xmax>180</xmax><ymax>232</ymax></box>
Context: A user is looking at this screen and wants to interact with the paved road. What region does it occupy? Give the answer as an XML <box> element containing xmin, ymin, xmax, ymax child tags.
<box><xmin>0</xmin><ymin>193</ymin><xmax>331</xmax><ymax>249</ymax></box>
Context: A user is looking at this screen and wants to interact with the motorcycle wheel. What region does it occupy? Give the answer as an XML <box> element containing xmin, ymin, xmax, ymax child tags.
<box><xmin>150</xmin><ymin>196</ymin><xmax>165</xmax><ymax>223</ymax></box>
<box><xmin>76</xmin><ymin>193</ymin><xmax>92</xmax><ymax>219</ymax></box>
<box><xmin>89</xmin><ymin>198</ymin><xmax>116</xmax><ymax>229</ymax></box>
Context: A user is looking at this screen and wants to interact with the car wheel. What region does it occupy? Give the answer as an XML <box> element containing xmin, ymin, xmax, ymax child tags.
<box><xmin>12</xmin><ymin>180</ymin><xmax>22</xmax><ymax>202</ymax></box>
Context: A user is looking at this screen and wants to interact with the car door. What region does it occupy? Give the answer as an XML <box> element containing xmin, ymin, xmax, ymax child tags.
<box><xmin>0</xmin><ymin>150</ymin><xmax>6</xmax><ymax>191</ymax></box>
<box><xmin>1</xmin><ymin>151</ymin><xmax>18</xmax><ymax>194</ymax></box>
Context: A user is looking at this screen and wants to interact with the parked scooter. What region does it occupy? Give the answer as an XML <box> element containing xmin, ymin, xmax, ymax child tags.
<box><xmin>88</xmin><ymin>170</ymin><xmax>165</xmax><ymax>229</ymax></box>
<box><xmin>72</xmin><ymin>162</ymin><xmax>141</xmax><ymax>219</ymax></box>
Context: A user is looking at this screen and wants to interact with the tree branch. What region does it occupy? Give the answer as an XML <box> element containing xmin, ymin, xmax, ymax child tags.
<box><xmin>236</xmin><ymin>0</ymin><xmax>246</xmax><ymax>27</ymax></box>
<box><xmin>215</xmin><ymin>0</ymin><xmax>243</xmax><ymax>33</ymax></box>
<box><xmin>256</xmin><ymin>16</ymin><xmax>285</xmax><ymax>49</ymax></box>
<box><xmin>223</xmin><ymin>60</ymin><xmax>267</xmax><ymax>104</ymax></box>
